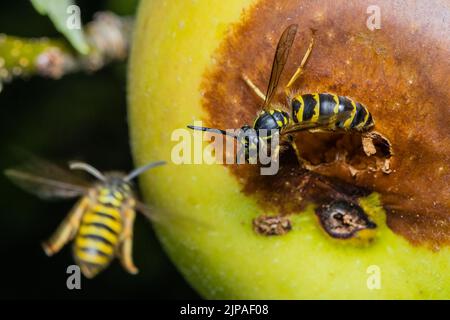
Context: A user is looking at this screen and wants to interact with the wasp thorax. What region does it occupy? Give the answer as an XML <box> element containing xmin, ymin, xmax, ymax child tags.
<box><xmin>253</xmin><ymin>110</ymin><xmax>290</xmax><ymax>131</ymax></box>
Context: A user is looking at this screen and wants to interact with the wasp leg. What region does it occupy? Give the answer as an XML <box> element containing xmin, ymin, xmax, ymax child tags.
<box><xmin>42</xmin><ymin>197</ymin><xmax>89</xmax><ymax>256</ymax></box>
<box><xmin>285</xmin><ymin>135</ymin><xmax>316</xmax><ymax>170</ymax></box>
<box><xmin>118</xmin><ymin>208</ymin><xmax>138</xmax><ymax>274</ymax></box>
<box><xmin>271</xmin><ymin>143</ymin><xmax>281</xmax><ymax>164</ymax></box>
<box><xmin>285</xmin><ymin>31</ymin><xmax>315</xmax><ymax>94</ymax></box>
<box><xmin>242</xmin><ymin>74</ymin><xmax>266</xmax><ymax>101</ymax></box>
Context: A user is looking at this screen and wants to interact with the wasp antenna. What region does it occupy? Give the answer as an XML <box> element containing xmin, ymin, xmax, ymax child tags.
<box><xmin>69</xmin><ymin>162</ymin><xmax>106</xmax><ymax>181</ymax></box>
<box><xmin>124</xmin><ymin>160</ymin><xmax>166</xmax><ymax>182</ymax></box>
<box><xmin>187</xmin><ymin>125</ymin><xmax>236</xmax><ymax>138</ymax></box>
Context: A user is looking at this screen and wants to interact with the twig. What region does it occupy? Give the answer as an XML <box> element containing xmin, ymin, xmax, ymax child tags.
<box><xmin>0</xmin><ymin>11</ymin><xmax>133</xmax><ymax>92</ymax></box>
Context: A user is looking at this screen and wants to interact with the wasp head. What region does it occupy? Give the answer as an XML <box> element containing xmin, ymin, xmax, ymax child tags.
<box><xmin>237</xmin><ymin>125</ymin><xmax>261</xmax><ymax>163</ymax></box>
<box><xmin>103</xmin><ymin>172</ymin><xmax>134</xmax><ymax>195</ymax></box>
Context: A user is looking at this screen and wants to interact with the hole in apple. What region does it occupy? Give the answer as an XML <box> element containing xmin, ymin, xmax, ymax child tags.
<box><xmin>290</xmin><ymin>130</ymin><xmax>393</xmax><ymax>177</ymax></box>
<box><xmin>315</xmin><ymin>200</ymin><xmax>377</xmax><ymax>239</ymax></box>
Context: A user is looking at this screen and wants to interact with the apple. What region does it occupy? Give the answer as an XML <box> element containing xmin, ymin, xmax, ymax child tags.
<box><xmin>128</xmin><ymin>0</ymin><xmax>449</xmax><ymax>299</ymax></box>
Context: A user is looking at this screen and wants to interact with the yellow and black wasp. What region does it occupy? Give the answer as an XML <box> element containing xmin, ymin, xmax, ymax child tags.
<box><xmin>188</xmin><ymin>24</ymin><xmax>375</xmax><ymax>164</ymax></box>
<box><xmin>5</xmin><ymin>158</ymin><xmax>167</xmax><ymax>278</ymax></box>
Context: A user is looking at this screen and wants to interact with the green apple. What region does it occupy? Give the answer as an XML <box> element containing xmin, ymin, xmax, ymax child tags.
<box><xmin>128</xmin><ymin>0</ymin><xmax>450</xmax><ymax>299</ymax></box>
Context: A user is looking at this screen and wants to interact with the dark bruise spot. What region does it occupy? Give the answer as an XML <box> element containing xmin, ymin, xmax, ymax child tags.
<box><xmin>253</xmin><ymin>214</ymin><xmax>292</xmax><ymax>236</ymax></box>
<box><xmin>200</xmin><ymin>0</ymin><xmax>450</xmax><ymax>248</ymax></box>
<box><xmin>315</xmin><ymin>200</ymin><xmax>376</xmax><ymax>239</ymax></box>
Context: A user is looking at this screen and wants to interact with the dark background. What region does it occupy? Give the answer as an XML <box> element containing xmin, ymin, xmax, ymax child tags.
<box><xmin>0</xmin><ymin>0</ymin><xmax>199</xmax><ymax>299</ymax></box>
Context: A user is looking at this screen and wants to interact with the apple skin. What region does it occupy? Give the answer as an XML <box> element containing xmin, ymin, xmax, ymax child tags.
<box><xmin>128</xmin><ymin>0</ymin><xmax>450</xmax><ymax>299</ymax></box>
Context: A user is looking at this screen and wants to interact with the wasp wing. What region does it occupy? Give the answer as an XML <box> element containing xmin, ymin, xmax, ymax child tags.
<box><xmin>281</xmin><ymin>110</ymin><xmax>352</xmax><ymax>135</ymax></box>
<box><xmin>135</xmin><ymin>201</ymin><xmax>163</xmax><ymax>224</ymax></box>
<box><xmin>280</xmin><ymin>121</ymin><xmax>322</xmax><ymax>135</ymax></box>
<box><xmin>263</xmin><ymin>24</ymin><xmax>298</xmax><ymax>110</ymax></box>
<box><xmin>4</xmin><ymin>157</ymin><xmax>90</xmax><ymax>200</ymax></box>
<box><xmin>136</xmin><ymin>200</ymin><xmax>210</xmax><ymax>230</ymax></box>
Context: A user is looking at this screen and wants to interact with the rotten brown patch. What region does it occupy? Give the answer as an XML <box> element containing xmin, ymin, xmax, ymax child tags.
<box><xmin>200</xmin><ymin>0</ymin><xmax>450</xmax><ymax>248</ymax></box>
<box><xmin>253</xmin><ymin>214</ymin><xmax>292</xmax><ymax>236</ymax></box>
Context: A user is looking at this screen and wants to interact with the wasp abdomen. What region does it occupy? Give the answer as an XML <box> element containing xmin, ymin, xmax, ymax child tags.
<box><xmin>291</xmin><ymin>93</ymin><xmax>373</xmax><ymax>131</ymax></box>
<box><xmin>74</xmin><ymin>203</ymin><xmax>123</xmax><ymax>277</ymax></box>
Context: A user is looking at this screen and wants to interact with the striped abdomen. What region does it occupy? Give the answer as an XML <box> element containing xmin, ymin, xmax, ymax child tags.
<box><xmin>74</xmin><ymin>193</ymin><xmax>123</xmax><ymax>277</ymax></box>
<box><xmin>291</xmin><ymin>93</ymin><xmax>374</xmax><ymax>131</ymax></box>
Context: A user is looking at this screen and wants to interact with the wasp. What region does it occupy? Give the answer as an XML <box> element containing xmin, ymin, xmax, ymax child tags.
<box><xmin>5</xmin><ymin>158</ymin><xmax>167</xmax><ymax>278</ymax></box>
<box><xmin>188</xmin><ymin>24</ymin><xmax>375</xmax><ymax>165</ymax></box>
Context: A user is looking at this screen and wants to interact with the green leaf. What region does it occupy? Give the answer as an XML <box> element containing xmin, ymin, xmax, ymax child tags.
<box><xmin>30</xmin><ymin>0</ymin><xmax>90</xmax><ymax>54</ymax></box>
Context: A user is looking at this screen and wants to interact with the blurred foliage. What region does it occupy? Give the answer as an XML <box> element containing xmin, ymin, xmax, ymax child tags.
<box><xmin>0</xmin><ymin>1</ymin><xmax>199</xmax><ymax>299</ymax></box>
<box><xmin>31</xmin><ymin>0</ymin><xmax>90</xmax><ymax>54</ymax></box>
<box><xmin>106</xmin><ymin>0</ymin><xmax>140</xmax><ymax>15</ymax></box>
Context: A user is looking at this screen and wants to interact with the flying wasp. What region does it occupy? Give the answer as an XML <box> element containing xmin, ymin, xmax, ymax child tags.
<box><xmin>5</xmin><ymin>158</ymin><xmax>167</xmax><ymax>278</ymax></box>
<box><xmin>188</xmin><ymin>24</ymin><xmax>376</xmax><ymax>165</ymax></box>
